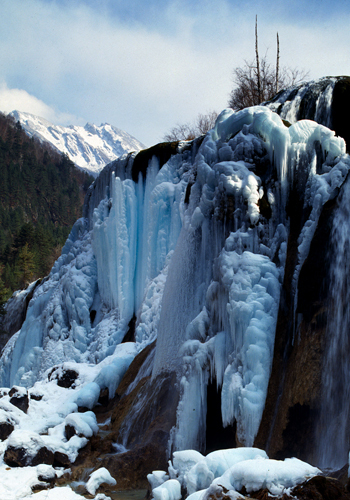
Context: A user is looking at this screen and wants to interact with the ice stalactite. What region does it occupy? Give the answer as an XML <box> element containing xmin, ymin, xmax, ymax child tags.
<box><xmin>314</xmin><ymin>175</ymin><xmax>350</xmax><ymax>469</ymax></box>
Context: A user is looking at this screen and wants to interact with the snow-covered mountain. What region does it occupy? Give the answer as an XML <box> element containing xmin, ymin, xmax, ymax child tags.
<box><xmin>2</xmin><ymin>78</ymin><xmax>350</xmax><ymax>499</ymax></box>
<box><xmin>10</xmin><ymin>110</ymin><xmax>145</xmax><ymax>177</ymax></box>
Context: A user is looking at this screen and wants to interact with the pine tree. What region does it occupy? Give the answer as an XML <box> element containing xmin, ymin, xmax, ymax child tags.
<box><xmin>0</xmin><ymin>264</ymin><xmax>9</xmax><ymax>316</ymax></box>
<box><xmin>0</xmin><ymin>110</ymin><xmax>94</xmax><ymax>295</ymax></box>
<box><xmin>16</xmin><ymin>243</ymin><xmax>35</xmax><ymax>288</ymax></box>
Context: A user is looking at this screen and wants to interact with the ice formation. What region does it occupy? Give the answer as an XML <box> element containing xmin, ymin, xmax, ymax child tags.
<box><xmin>0</xmin><ymin>104</ymin><xmax>349</xmax><ymax>491</ymax></box>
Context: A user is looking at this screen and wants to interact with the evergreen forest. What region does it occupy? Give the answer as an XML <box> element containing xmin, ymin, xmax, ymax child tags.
<box><xmin>0</xmin><ymin>112</ymin><xmax>94</xmax><ymax>313</ymax></box>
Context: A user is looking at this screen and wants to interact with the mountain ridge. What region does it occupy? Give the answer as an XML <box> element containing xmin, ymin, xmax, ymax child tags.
<box><xmin>10</xmin><ymin>110</ymin><xmax>146</xmax><ymax>177</ymax></box>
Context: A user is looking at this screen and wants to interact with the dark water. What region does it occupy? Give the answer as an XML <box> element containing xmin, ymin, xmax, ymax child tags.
<box><xmin>109</xmin><ymin>490</ymin><xmax>148</xmax><ymax>500</ymax></box>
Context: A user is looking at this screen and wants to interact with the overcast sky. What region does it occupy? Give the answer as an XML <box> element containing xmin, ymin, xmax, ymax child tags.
<box><xmin>0</xmin><ymin>0</ymin><xmax>349</xmax><ymax>146</ymax></box>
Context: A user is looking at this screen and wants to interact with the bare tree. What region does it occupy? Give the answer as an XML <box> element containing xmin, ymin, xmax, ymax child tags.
<box><xmin>276</xmin><ymin>32</ymin><xmax>280</xmax><ymax>94</ymax></box>
<box><xmin>163</xmin><ymin>123</ymin><xmax>196</xmax><ymax>142</ymax></box>
<box><xmin>255</xmin><ymin>16</ymin><xmax>261</xmax><ymax>103</ymax></box>
<box><xmin>163</xmin><ymin>110</ymin><xmax>219</xmax><ymax>142</ymax></box>
<box><xmin>228</xmin><ymin>20</ymin><xmax>308</xmax><ymax>111</ymax></box>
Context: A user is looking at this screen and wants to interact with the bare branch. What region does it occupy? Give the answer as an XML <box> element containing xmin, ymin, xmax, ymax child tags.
<box><xmin>276</xmin><ymin>32</ymin><xmax>280</xmax><ymax>94</ymax></box>
<box><xmin>255</xmin><ymin>16</ymin><xmax>261</xmax><ymax>103</ymax></box>
<box><xmin>163</xmin><ymin>110</ymin><xmax>219</xmax><ymax>142</ymax></box>
<box><xmin>228</xmin><ymin>28</ymin><xmax>309</xmax><ymax>111</ymax></box>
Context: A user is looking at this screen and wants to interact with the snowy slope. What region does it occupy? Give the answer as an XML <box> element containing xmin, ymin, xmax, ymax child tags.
<box><xmin>10</xmin><ymin>110</ymin><xmax>145</xmax><ymax>177</ymax></box>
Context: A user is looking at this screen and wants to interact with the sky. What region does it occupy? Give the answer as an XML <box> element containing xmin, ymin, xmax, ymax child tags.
<box><xmin>0</xmin><ymin>0</ymin><xmax>349</xmax><ymax>146</ymax></box>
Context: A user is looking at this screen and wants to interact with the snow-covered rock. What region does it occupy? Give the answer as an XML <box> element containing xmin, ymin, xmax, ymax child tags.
<box><xmin>151</xmin><ymin>449</ymin><xmax>320</xmax><ymax>499</ymax></box>
<box><xmin>86</xmin><ymin>467</ymin><xmax>116</xmax><ymax>495</ymax></box>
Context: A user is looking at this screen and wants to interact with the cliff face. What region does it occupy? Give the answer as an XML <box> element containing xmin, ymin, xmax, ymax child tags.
<box><xmin>1</xmin><ymin>78</ymin><xmax>350</xmax><ymax>490</ymax></box>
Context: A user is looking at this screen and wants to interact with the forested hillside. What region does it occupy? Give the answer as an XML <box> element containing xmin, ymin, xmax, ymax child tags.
<box><xmin>0</xmin><ymin>112</ymin><xmax>94</xmax><ymax>307</ymax></box>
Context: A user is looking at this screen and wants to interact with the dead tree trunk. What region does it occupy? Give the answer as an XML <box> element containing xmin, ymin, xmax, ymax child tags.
<box><xmin>276</xmin><ymin>32</ymin><xmax>280</xmax><ymax>94</ymax></box>
<box><xmin>255</xmin><ymin>15</ymin><xmax>261</xmax><ymax>103</ymax></box>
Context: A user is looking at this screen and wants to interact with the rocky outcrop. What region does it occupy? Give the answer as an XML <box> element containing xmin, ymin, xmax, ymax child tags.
<box><xmin>205</xmin><ymin>476</ymin><xmax>350</xmax><ymax>500</ymax></box>
<box><xmin>266</xmin><ymin>76</ymin><xmax>350</xmax><ymax>152</ymax></box>
<box><xmin>291</xmin><ymin>476</ymin><xmax>350</xmax><ymax>500</ymax></box>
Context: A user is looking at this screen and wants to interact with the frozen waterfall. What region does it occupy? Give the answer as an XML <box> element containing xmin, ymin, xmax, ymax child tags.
<box><xmin>0</xmin><ymin>105</ymin><xmax>349</xmax><ymax>458</ymax></box>
<box><xmin>314</xmin><ymin>175</ymin><xmax>350</xmax><ymax>469</ymax></box>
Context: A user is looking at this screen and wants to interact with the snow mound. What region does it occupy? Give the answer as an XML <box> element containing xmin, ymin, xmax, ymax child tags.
<box><xmin>150</xmin><ymin>448</ymin><xmax>320</xmax><ymax>499</ymax></box>
<box><xmin>86</xmin><ymin>467</ymin><xmax>116</xmax><ymax>495</ymax></box>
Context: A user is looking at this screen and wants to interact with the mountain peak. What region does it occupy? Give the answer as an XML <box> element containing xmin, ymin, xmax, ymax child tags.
<box><xmin>9</xmin><ymin>110</ymin><xmax>145</xmax><ymax>177</ymax></box>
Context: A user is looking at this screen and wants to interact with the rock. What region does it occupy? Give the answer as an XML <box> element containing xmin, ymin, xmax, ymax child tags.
<box><xmin>9</xmin><ymin>386</ymin><xmax>29</xmax><ymax>413</ymax></box>
<box><xmin>9</xmin><ymin>387</ymin><xmax>23</xmax><ymax>398</ymax></box>
<box><xmin>30</xmin><ymin>446</ymin><xmax>54</xmax><ymax>466</ymax></box>
<box><xmin>34</xmin><ymin>464</ymin><xmax>56</xmax><ymax>492</ymax></box>
<box><xmin>4</xmin><ymin>431</ymin><xmax>55</xmax><ymax>467</ymax></box>
<box><xmin>98</xmin><ymin>387</ymin><xmax>109</xmax><ymax>406</ymax></box>
<box><xmin>53</xmin><ymin>451</ymin><xmax>71</xmax><ymax>467</ymax></box>
<box><xmin>30</xmin><ymin>392</ymin><xmax>43</xmax><ymax>401</ymax></box>
<box><xmin>255</xmin><ymin>197</ymin><xmax>335</xmax><ymax>462</ymax></box>
<box><xmin>4</xmin><ymin>446</ymin><xmax>29</xmax><ymax>467</ymax></box>
<box><xmin>0</xmin><ymin>389</ymin><xmax>8</xmax><ymax>398</ymax></box>
<box><xmin>0</xmin><ymin>420</ymin><xmax>14</xmax><ymax>441</ymax></box>
<box><xmin>291</xmin><ymin>475</ymin><xmax>350</xmax><ymax>499</ymax></box>
<box><xmin>31</xmin><ymin>483</ymin><xmax>51</xmax><ymax>493</ymax></box>
<box><xmin>75</xmin><ymin>484</ymin><xmax>87</xmax><ymax>495</ymax></box>
<box><xmin>201</xmin><ymin>476</ymin><xmax>350</xmax><ymax>500</ymax></box>
<box><xmin>65</xmin><ymin>424</ymin><xmax>76</xmax><ymax>441</ymax></box>
<box><xmin>9</xmin><ymin>394</ymin><xmax>29</xmax><ymax>413</ymax></box>
<box><xmin>37</xmin><ymin>464</ymin><xmax>56</xmax><ymax>484</ymax></box>
<box><xmin>48</xmin><ymin>366</ymin><xmax>78</xmax><ymax>388</ymax></box>
<box><xmin>329</xmin><ymin>464</ymin><xmax>350</xmax><ymax>486</ymax></box>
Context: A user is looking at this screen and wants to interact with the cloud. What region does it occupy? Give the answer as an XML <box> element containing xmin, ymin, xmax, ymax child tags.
<box><xmin>0</xmin><ymin>82</ymin><xmax>80</xmax><ymax>125</ymax></box>
<box><xmin>0</xmin><ymin>0</ymin><xmax>243</xmax><ymax>143</ymax></box>
<box><xmin>0</xmin><ymin>0</ymin><xmax>349</xmax><ymax>145</ymax></box>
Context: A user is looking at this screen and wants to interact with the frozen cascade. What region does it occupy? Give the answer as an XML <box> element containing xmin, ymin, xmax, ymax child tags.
<box><xmin>0</xmin><ymin>105</ymin><xmax>349</xmax><ymax>459</ymax></box>
<box><xmin>314</xmin><ymin>175</ymin><xmax>350</xmax><ymax>469</ymax></box>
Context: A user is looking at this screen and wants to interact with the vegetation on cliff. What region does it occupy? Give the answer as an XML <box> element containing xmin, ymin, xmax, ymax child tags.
<box><xmin>0</xmin><ymin>112</ymin><xmax>94</xmax><ymax>306</ymax></box>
